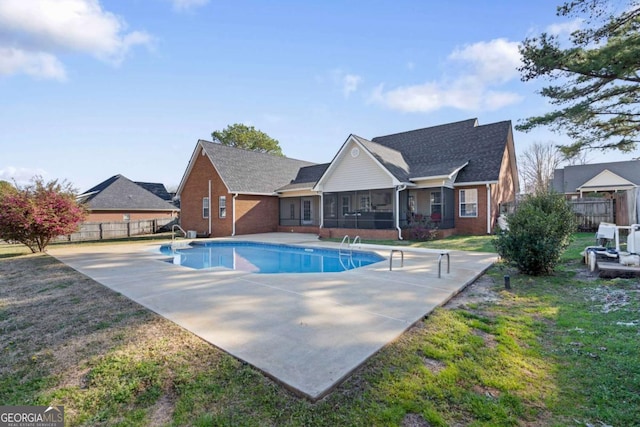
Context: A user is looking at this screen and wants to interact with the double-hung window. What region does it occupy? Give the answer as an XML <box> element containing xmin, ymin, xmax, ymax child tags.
<box><xmin>219</xmin><ymin>196</ymin><xmax>226</xmax><ymax>218</ymax></box>
<box><xmin>202</xmin><ymin>197</ymin><xmax>209</xmax><ymax>219</ymax></box>
<box><xmin>459</xmin><ymin>189</ymin><xmax>478</xmax><ymax>217</ymax></box>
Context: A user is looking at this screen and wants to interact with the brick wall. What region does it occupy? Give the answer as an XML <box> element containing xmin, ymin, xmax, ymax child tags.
<box><xmin>235</xmin><ymin>195</ymin><xmax>279</xmax><ymax>235</ymax></box>
<box><xmin>180</xmin><ymin>149</ymin><xmax>231</xmax><ymax>237</ymax></box>
<box><xmin>454</xmin><ymin>185</ymin><xmax>488</xmax><ymax>235</ymax></box>
<box><xmin>319</xmin><ymin>228</ymin><xmax>398</xmax><ymax>240</ymax></box>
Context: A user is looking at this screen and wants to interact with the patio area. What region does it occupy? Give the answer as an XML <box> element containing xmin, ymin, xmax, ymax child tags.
<box><xmin>48</xmin><ymin>233</ymin><xmax>497</xmax><ymax>400</ymax></box>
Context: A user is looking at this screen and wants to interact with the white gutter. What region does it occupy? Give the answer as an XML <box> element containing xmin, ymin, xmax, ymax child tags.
<box><xmin>395</xmin><ymin>184</ymin><xmax>407</xmax><ymax>240</ymax></box>
<box><xmin>486</xmin><ymin>183</ymin><xmax>491</xmax><ymax>234</ymax></box>
<box><xmin>231</xmin><ymin>193</ymin><xmax>238</xmax><ymax>236</ymax></box>
<box><xmin>319</xmin><ymin>193</ymin><xmax>324</xmax><ymax>228</ymax></box>
<box><xmin>208</xmin><ymin>180</ymin><xmax>212</xmax><ymax>236</ymax></box>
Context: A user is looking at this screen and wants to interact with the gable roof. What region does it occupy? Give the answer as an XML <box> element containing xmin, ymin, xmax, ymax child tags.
<box><xmin>277</xmin><ymin>163</ymin><xmax>330</xmax><ymax>192</ymax></box>
<box><xmin>179</xmin><ymin>140</ymin><xmax>316</xmax><ymax>195</ymax></box>
<box><xmin>79</xmin><ymin>175</ymin><xmax>178</xmax><ymax>211</ymax></box>
<box><xmin>553</xmin><ymin>160</ymin><xmax>640</xmax><ymax>193</ymax></box>
<box><xmin>578</xmin><ymin>169</ymin><xmax>637</xmax><ymax>192</ymax></box>
<box><xmin>371</xmin><ymin>118</ymin><xmax>512</xmax><ymax>184</ymax></box>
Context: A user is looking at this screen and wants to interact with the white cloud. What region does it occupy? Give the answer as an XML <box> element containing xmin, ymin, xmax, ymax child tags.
<box><xmin>342</xmin><ymin>74</ymin><xmax>362</xmax><ymax>98</ymax></box>
<box><xmin>448</xmin><ymin>38</ymin><xmax>521</xmax><ymax>83</ymax></box>
<box><xmin>0</xmin><ymin>47</ymin><xmax>66</xmax><ymax>80</ymax></box>
<box><xmin>0</xmin><ymin>166</ymin><xmax>48</xmax><ymax>184</ymax></box>
<box><xmin>370</xmin><ymin>38</ymin><xmax>523</xmax><ymax>113</ymax></box>
<box><xmin>546</xmin><ymin>18</ymin><xmax>583</xmax><ymax>37</ymax></box>
<box><xmin>0</xmin><ymin>0</ymin><xmax>153</xmax><ymax>79</ymax></box>
<box><xmin>329</xmin><ymin>69</ymin><xmax>363</xmax><ymax>98</ymax></box>
<box><xmin>169</xmin><ymin>0</ymin><xmax>209</xmax><ymax>12</ymax></box>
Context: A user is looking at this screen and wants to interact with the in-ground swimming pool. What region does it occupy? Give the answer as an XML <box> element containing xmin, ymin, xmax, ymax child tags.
<box><xmin>159</xmin><ymin>241</ymin><xmax>384</xmax><ymax>273</ymax></box>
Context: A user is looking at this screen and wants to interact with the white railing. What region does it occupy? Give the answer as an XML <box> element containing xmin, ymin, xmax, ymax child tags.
<box><xmin>171</xmin><ymin>224</ymin><xmax>187</xmax><ymax>246</ymax></box>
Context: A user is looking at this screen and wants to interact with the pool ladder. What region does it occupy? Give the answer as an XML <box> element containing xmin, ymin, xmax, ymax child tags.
<box><xmin>339</xmin><ymin>235</ymin><xmax>359</xmax><ymax>270</ymax></box>
<box><xmin>171</xmin><ymin>224</ymin><xmax>187</xmax><ymax>248</ymax></box>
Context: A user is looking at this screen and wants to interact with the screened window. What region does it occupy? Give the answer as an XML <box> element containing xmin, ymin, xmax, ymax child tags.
<box><xmin>202</xmin><ymin>197</ymin><xmax>209</xmax><ymax>219</ymax></box>
<box><xmin>430</xmin><ymin>191</ymin><xmax>442</xmax><ymax>215</ymax></box>
<box><xmin>459</xmin><ymin>189</ymin><xmax>478</xmax><ymax>217</ymax></box>
<box><xmin>219</xmin><ymin>196</ymin><xmax>226</xmax><ymax>218</ymax></box>
<box><xmin>359</xmin><ymin>195</ymin><xmax>371</xmax><ymax>212</ymax></box>
<box><xmin>290</xmin><ymin>203</ymin><xmax>296</xmax><ymax>220</ymax></box>
<box><xmin>341</xmin><ymin>196</ymin><xmax>350</xmax><ymax>216</ymax></box>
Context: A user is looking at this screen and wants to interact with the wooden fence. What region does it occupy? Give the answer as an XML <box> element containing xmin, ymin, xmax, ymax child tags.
<box><xmin>57</xmin><ymin>218</ymin><xmax>177</xmax><ymax>242</ymax></box>
<box><xmin>571</xmin><ymin>198</ymin><xmax>614</xmax><ymax>231</ymax></box>
<box><xmin>500</xmin><ymin>197</ymin><xmax>614</xmax><ymax>231</ymax></box>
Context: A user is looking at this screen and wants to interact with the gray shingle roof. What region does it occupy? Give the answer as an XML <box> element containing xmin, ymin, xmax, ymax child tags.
<box><xmin>371</xmin><ymin>119</ymin><xmax>511</xmax><ymax>183</ymax></box>
<box><xmin>135</xmin><ymin>181</ymin><xmax>172</xmax><ymax>201</ymax></box>
<box><xmin>199</xmin><ymin>140</ymin><xmax>316</xmax><ymax>194</ymax></box>
<box><xmin>553</xmin><ymin>160</ymin><xmax>640</xmax><ymax>193</ymax></box>
<box><xmin>352</xmin><ymin>135</ymin><xmax>410</xmax><ymax>181</ymax></box>
<box><xmin>80</xmin><ymin>175</ymin><xmax>179</xmax><ymax>211</ymax></box>
<box><xmin>277</xmin><ymin>163</ymin><xmax>330</xmax><ymax>191</ymax></box>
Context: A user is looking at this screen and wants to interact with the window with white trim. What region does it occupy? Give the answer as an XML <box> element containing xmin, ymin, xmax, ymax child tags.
<box><xmin>202</xmin><ymin>197</ymin><xmax>209</xmax><ymax>219</ymax></box>
<box><xmin>219</xmin><ymin>196</ymin><xmax>226</xmax><ymax>218</ymax></box>
<box><xmin>459</xmin><ymin>189</ymin><xmax>478</xmax><ymax>218</ymax></box>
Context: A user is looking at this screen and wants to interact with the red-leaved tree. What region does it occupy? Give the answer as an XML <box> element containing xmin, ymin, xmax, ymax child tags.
<box><xmin>0</xmin><ymin>177</ymin><xmax>87</xmax><ymax>252</ymax></box>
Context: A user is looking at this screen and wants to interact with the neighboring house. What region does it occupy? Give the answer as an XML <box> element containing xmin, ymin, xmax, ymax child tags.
<box><xmin>553</xmin><ymin>160</ymin><xmax>640</xmax><ymax>198</ymax></box>
<box><xmin>177</xmin><ymin>118</ymin><xmax>519</xmax><ymax>240</ymax></box>
<box><xmin>78</xmin><ymin>174</ymin><xmax>179</xmax><ymax>222</ymax></box>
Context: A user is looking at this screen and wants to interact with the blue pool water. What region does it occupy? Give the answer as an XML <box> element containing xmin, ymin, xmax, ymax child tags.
<box><xmin>159</xmin><ymin>241</ymin><xmax>384</xmax><ymax>273</ymax></box>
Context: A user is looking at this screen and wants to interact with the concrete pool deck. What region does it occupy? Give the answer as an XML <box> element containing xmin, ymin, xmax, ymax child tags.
<box><xmin>48</xmin><ymin>233</ymin><xmax>497</xmax><ymax>400</ymax></box>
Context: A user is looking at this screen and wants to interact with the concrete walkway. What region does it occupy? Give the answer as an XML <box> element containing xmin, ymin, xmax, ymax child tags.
<box><xmin>48</xmin><ymin>233</ymin><xmax>496</xmax><ymax>400</ymax></box>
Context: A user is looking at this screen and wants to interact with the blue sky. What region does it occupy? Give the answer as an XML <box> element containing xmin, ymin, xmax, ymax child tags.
<box><xmin>0</xmin><ymin>0</ymin><xmax>633</xmax><ymax>192</ymax></box>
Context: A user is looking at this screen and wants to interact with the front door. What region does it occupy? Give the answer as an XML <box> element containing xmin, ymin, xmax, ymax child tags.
<box><xmin>302</xmin><ymin>198</ymin><xmax>313</xmax><ymax>225</ymax></box>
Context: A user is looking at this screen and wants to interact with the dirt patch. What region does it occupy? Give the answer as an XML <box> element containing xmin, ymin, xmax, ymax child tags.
<box><xmin>443</xmin><ymin>274</ymin><xmax>501</xmax><ymax>310</ymax></box>
<box><xmin>402</xmin><ymin>413</ymin><xmax>432</xmax><ymax>427</ymax></box>
<box><xmin>421</xmin><ymin>356</ymin><xmax>446</xmax><ymax>374</ymax></box>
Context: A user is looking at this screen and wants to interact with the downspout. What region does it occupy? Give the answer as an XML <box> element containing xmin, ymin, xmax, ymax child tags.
<box><xmin>319</xmin><ymin>192</ymin><xmax>324</xmax><ymax>228</ymax></box>
<box><xmin>208</xmin><ymin>180</ymin><xmax>212</xmax><ymax>236</ymax></box>
<box><xmin>486</xmin><ymin>183</ymin><xmax>491</xmax><ymax>234</ymax></box>
<box><xmin>396</xmin><ymin>184</ymin><xmax>407</xmax><ymax>240</ymax></box>
<box><xmin>231</xmin><ymin>193</ymin><xmax>238</xmax><ymax>236</ymax></box>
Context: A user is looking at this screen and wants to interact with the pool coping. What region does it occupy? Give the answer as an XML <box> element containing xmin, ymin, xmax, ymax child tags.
<box><xmin>48</xmin><ymin>232</ymin><xmax>497</xmax><ymax>400</ymax></box>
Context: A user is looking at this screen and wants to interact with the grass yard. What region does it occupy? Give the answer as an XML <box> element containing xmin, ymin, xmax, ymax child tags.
<box><xmin>1</xmin><ymin>233</ymin><xmax>639</xmax><ymax>426</ymax></box>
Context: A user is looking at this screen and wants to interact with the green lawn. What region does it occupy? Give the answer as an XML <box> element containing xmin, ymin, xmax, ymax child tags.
<box><xmin>1</xmin><ymin>232</ymin><xmax>638</xmax><ymax>426</ymax></box>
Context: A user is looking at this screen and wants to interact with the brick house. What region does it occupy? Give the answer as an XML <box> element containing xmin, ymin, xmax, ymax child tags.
<box><xmin>176</xmin><ymin>118</ymin><xmax>519</xmax><ymax>239</ymax></box>
<box><xmin>79</xmin><ymin>174</ymin><xmax>179</xmax><ymax>222</ymax></box>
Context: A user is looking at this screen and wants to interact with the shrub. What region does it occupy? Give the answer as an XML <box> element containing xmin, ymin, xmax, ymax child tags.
<box><xmin>0</xmin><ymin>177</ymin><xmax>87</xmax><ymax>252</ymax></box>
<box><xmin>404</xmin><ymin>214</ymin><xmax>439</xmax><ymax>241</ymax></box>
<box><xmin>493</xmin><ymin>192</ymin><xmax>575</xmax><ymax>275</ymax></box>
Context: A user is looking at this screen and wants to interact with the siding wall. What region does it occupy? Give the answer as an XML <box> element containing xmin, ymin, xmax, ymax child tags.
<box><xmin>322</xmin><ymin>141</ymin><xmax>395</xmax><ymax>192</ymax></box>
